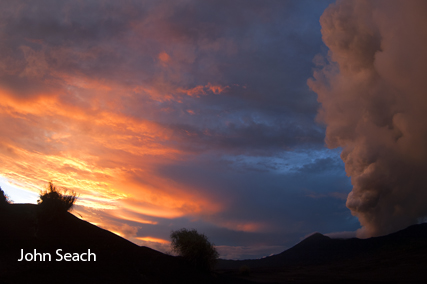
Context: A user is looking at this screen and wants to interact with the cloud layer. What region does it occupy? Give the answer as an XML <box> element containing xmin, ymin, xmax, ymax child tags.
<box><xmin>0</xmin><ymin>0</ymin><xmax>359</xmax><ymax>258</ymax></box>
<box><xmin>309</xmin><ymin>0</ymin><xmax>427</xmax><ymax>237</ymax></box>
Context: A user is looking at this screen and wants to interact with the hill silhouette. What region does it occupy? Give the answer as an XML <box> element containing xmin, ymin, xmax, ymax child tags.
<box><xmin>2</xmin><ymin>203</ymin><xmax>427</xmax><ymax>283</ymax></box>
<box><xmin>0</xmin><ymin>204</ymin><xmax>248</xmax><ymax>284</ymax></box>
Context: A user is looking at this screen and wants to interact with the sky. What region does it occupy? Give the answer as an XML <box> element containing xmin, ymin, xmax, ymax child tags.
<box><xmin>1</xmin><ymin>0</ymin><xmax>425</xmax><ymax>260</ymax></box>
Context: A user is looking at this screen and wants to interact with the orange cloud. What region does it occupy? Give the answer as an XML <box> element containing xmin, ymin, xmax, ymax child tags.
<box><xmin>177</xmin><ymin>83</ymin><xmax>229</xmax><ymax>98</ymax></box>
<box><xmin>177</xmin><ymin>85</ymin><xmax>206</xmax><ymax>97</ymax></box>
<box><xmin>0</xmin><ymin>72</ymin><xmax>225</xmax><ymax>234</ymax></box>
<box><xmin>206</xmin><ymin>83</ymin><xmax>229</xmax><ymax>94</ymax></box>
<box><xmin>135</xmin><ymin>236</ymin><xmax>170</xmax><ymax>244</ymax></box>
<box><xmin>0</xmin><ymin>2</ymin><xmax>242</xmax><ymax>256</ymax></box>
<box><xmin>158</xmin><ymin>51</ymin><xmax>171</xmax><ymax>64</ymax></box>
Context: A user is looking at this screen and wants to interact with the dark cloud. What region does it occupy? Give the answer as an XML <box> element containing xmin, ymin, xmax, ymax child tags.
<box><xmin>155</xmin><ymin>149</ymin><xmax>357</xmax><ymax>246</ymax></box>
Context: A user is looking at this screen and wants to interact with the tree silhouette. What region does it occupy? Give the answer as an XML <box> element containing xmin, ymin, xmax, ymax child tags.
<box><xmin>170</xmin><ymin>228</ymin><xmax>219</xmax><ymax>272</ymax></box>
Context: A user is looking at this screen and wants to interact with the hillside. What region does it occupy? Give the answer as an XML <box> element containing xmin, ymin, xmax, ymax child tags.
<box><xmin>0</xmin><ymin>204</ymin><xmax>247</xmax><ymax>284</ymax></box>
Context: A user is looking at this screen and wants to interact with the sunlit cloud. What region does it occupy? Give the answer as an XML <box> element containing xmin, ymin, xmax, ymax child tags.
<box><xmin>0</xmin><ymin>0</ymin><xmax>357</xmax><ymax>259</ymax></box>
<box><xmin>135</xmin><ymin>236</ymin><xmax>170</xmax><ymax>245</ymax></box>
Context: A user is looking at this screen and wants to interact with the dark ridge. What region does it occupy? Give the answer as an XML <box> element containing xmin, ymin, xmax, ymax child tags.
<box><xmin>217</xmin><ymin>223</ymin><xmax>427</xmax><ymax>283</ymax></box>
<box><xmin>0</xmin><ymin>204</ymin><xmax>249</xmax><ymax>284</ymax></box>
<box><xmin>3</xmin><ymin>203</ymin><xmax>427</xmax><ymax>283</ymax></box>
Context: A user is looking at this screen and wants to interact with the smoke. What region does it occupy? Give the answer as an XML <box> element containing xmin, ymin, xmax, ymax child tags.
<box><xmin>308</xmin><ymin>0</ymin><xmax>427</xmax><ymax>237</ymax></box>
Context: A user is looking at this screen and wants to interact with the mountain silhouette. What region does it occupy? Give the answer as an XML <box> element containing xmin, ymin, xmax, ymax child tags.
<box><xmin>217</xmin><ymin>224</ymin><xmax>427</xmax><ymax>283</ymax></box>
<box><xmin>3</xmin><ymin>203</ymin><xmax>427</xmax><ymax>283</ymax></box>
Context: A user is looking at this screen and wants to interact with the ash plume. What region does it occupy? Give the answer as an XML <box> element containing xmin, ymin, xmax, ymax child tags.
<box><xmin>309</xmin><ymin>0</ymin><xmax>427</xmax><ymax>237</ymax></box>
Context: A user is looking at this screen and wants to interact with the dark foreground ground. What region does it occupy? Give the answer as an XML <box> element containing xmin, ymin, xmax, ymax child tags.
<box><xmin>2</xmin><ymin>204</ymin><xmax>427</xmax><ymax>283</ymax></box>
<box><xmin>0</xmin><ymin>204</ymin><xmax>248</xmax><ymax>284</ymax></box>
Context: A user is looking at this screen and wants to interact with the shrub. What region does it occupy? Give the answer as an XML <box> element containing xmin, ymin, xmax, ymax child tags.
<box><xmin>37</xmin><ymin>181</ymin><xmax>77</xmax><ymax>219</ymax></box>
<box><xmin>170</xmin><ymin>228</ymin><xmax>219</xmax><ymax>272</ymax></box>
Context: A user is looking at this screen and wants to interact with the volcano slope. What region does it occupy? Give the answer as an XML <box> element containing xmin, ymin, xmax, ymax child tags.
<box><xmin>217</xmin><ymin>224</ymin><xmax>427</xmax><ymax>283</ymax></box>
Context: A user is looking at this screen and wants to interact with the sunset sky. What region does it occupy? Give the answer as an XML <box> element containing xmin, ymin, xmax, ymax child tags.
<box><xmin>1</xmin><ymin>0</ymin><xmax>426</xmax><ymax>260</ymax></box>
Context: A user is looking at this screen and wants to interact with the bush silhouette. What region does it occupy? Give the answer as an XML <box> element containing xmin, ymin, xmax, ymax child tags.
<box><xmin>37</xmin><ymin>182</ymin><xmax>77</xmax><ymax>220</ymax></box>
<box><xmin>170</xmin><ymin>228</ymin><xmax>219</xmax><ymax>272</ymax></box>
